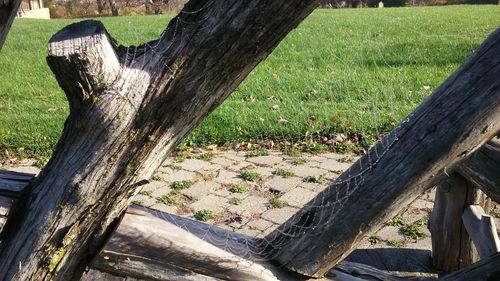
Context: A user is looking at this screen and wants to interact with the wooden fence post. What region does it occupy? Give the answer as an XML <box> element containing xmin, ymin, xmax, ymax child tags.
<box><xmin>429</xmin><ymin>173</ymin><xmax>490</xmax><ymax>272</ymax></box>
<box><xmin>0</xmin><ymin>0</ymin><xmax>22</xmax><ymax>50</ymax></box>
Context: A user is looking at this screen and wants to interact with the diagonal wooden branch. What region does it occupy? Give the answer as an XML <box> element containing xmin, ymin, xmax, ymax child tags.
<box><xmin>0</xmin><ymin>1</ymin><xmax>319</xmax><ymax>280</ymax></box>
<box><xmin>266</xmin><ymin>28</ymin><xmax>500</xmax><ymax>277</ymax></box>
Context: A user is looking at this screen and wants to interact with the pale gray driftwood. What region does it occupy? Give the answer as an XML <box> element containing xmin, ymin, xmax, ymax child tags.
<box><xmin>267</xmin><ymin>29</ymin><xmax>500</xmax><ymax>277</ymax></box>
<box><xmin>462</xmin><ymin>205</ymin><xmax>500</xmax><ymax>259</ymax></box>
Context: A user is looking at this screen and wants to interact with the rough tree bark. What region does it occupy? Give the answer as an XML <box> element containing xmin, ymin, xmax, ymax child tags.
<box><xmin>0</xmin><ymin>0</ymin><xmax>319</xmax><ymax>280</ymax></box>
<box><xmin>266</xmin><ymin>28</ymin><xmax>500</xmax><ymax>277</ymax></box>
<box><xmin>0</xmin><ymin>0</ymin><xmax>22</xmax><ymax>51</ymax></box>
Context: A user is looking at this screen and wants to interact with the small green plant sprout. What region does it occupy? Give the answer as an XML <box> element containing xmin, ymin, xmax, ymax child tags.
<box><xmin>490</xmin><ymin>209</ymin><xmax>500</xmax><ymax>218</ymax></box>
<box><xmin>292</xmin><ymin>157</ymin><xmax>308</xmax><ymax>165</ymax></box>
<box><xmin>229</xmin><ymin>197</ymin><xmax>242</xmax><ymax>205</ymax></box>
<box><xmin>240</xmin><ymin>170</ymin><xmax>261</xmax><ymax>181</ymax></box>
<box><xmin>156</xmin><ymin>194</ymin><xmax>177</xmax><ymax>206</ymax></box>
<box><xmin>275</xmin><ymin>168</ymin><xmax>293</xmax><ymax>178</ymax></box>
<box><xmin>334</xmin><ymin>141</ymin><xmax>357</xmax><ymax>154</ymax></box>
<box><xmin>386</xmin><ymin>215</ymin><xmax>405</xmax><ymax>227</ymax></box>
<box><xmin>368</xmin><ymin>235</ymin><xmax>382</xmax><ymax>245</ymax></box>
<box><xmin>138</xmin><ymin>190</ymin><xmax>153</xmax><ymax>197</ymax></box>
<box><xmin>400</xmin><ymin>220</ymin><xmax>427</xmax><ymax>241</ymax></box>
<box><xmin>35</xmin><ymin>157</ymin><xmax>49</xmax><ymax>169</ymax></box>
<box><xmin>269</xmin><ymin>198</ymin><xmax>284</xmax><ymax>209</ymax></box>
<box><xmin>168</xmin><ymin>164</ymin><xmax>182</xmax><ymax>170</ymax></box>
<box><xmin>151</xmin><ymin>174</ymin><xmax>164</xmax><ymax>181</ymax></box>
<box><xmin>302</xmin><ymin>143</ymin><xmax>327</xmax><ymax>154</ymax></box>
<box><xmin>131</xmin><ymin>200</ymin><xmax>144</xmax><ymax>206</ymax></box>
<box><xmin>339</xmin><ymin>156</ymin><xmax>355</xmax><ymax>163</ymax></box>
<box><xmin>229</xmin><ymin>184</ymin><xmax>247</xmax><ymax>193</ymax></box>
<box><xmin>194</xmin><ymin>209</ymin><xmax>216</xmax><ymax>221</ymax></box>
<box><xmin>304</xmin><ymin>175</ymin><xmax>326</xmax><ymax>184</ymax></box>
<box><xmin>245</xmin><ymin>148</ymin><xmax>269</xmax><ymax>158</ymax></box>
<box><xmin>198</xmin><ymin>152</ymin><xmax>215</xmax><ymax>161</ymax></box>
<box><xmin>284</xmin><ymin>147</ymin><xmax>301</xmax><ymax>157</ymax></box>
<box><xmin>387</xmin><ymin>239</ymin><xmax>405</xmax><ymax>248</ymax></box>
<box><xmin>170</xmin><ymin>180</ymin><xmax>193</xmax><ymax>190</ymax></box>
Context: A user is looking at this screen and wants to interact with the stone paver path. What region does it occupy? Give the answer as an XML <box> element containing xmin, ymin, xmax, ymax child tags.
<box><xmin>3</xmin><ymin>148</ymin><xmax>500</xmax><ymax>253</ymax></box>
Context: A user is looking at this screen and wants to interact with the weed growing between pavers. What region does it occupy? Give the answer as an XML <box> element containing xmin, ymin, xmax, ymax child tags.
<box><xmin>245</xmin><ymin>149</ymin><xmax>269</xmax><ymax>158</ymax></box>
<box><xmin>269</xmin><ymin>198</ymin><xmax>284</xmax><ymax>209</ymax></box>
<box><xmin>304</xmin><ymin>175</ymin><xmax>326</xmax><ymax>184</ymax></box>
<box><xmin>151</xmin><ymin>174</ymin><xmax>164</xmax><ymax>181</ymax></box>
<box><xmin>139</xmin><ymin>190</ymin><xmax>153</xmax><ymax>197</ymax></box>
<box><xmin>229</xmin><ymin>184</ymin><xmax>247</xmax><ymax>193</ymax></box>
<box><xmin>194</xmin><ymin>210</ymin><xmax>216</xmax><ymax>221</ymax></box>
<box><xmin>291</xmin><ymin>157</ymin><xmax>308</xmax><ymax>165</ymax></box>
<box><xmin>275</xmin><ymin>168</ymin><xmax>293</xmax><ymax>178</ymax></box>
<box><xmin>170</xmin><ymin>180</ymin><xmax>193</xmax><ymax>190</ymax></box>
<box><xmin>198</xmin><ymin>152</ymin><xmax>215</xmax><ymax>161</ymax></box>
<box><xmin>156</xmin><ymin>193</ymin><xmax>177</xmax><ymax>206</ymax></box>
<box><xmin>241</xmin><ymin>171</ymin><xmax>261</xmax><ymax>181</ymax></box>
<box><xmin>229</xmin><ymin>197</ymin><xmax>242</xmax><ymax>205</ymax></box>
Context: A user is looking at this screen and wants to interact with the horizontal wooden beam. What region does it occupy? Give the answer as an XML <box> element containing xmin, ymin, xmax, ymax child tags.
<box><xmin>438</xmin><ymin>252</ymin><xmax>500</xmax><ymax>281</ymax></box>
<box><xmin>91</xmin><ymin>205</ymin><xmax>304</xmax><ymax>281</ymax></box>
<box><xmin>457</xmin><ymin>138</ymin><xmax>500</xmax><ymax>204</ymax></box>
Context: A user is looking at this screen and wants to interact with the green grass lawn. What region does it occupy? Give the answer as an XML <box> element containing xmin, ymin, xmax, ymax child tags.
<box><xmin>0</xmin><ymin>5</ymin><xmax>498</xmax><ymax>158</ymax></box>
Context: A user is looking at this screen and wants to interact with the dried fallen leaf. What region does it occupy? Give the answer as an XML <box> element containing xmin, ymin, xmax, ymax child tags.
<box><xmin>271</xmin><ymin>104</ymin><xmax>279</xmax><ymax>110</ymax></box>
<box><xmin>278</xmin><ymin>117</ymin><xmax>288</xmax><ymax>124</ymax></box>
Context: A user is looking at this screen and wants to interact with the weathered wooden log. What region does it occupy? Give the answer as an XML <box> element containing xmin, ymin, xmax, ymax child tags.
<box><xmin>462</xmin><ymin>205</ymin><xmax>500</xmax><ymax>259</ymax></box>
<box><xmin>0</xmin><ymin>1</ymin><xmax>320</xmax><ymax>280</ymax></box>
<box><xmin>332</xmin><ymin>261</ymin><xmax>435</xmax><ymax>281</ymax></box>
<box><xmin>0</xmin><ymin>0</ymin><xmax>22</xmax><ymax>50</ymax></box>
<box><xmin>429</xmin><ymin>173</ymin><xmax>487</xmax><ymax>272</ymax></box>
<box><xmin>438</xmin><ymin>252</ymin><xmax>500</xmax><ymax>281</ymax></box>
<box><xmin>92</xmin><ymin>205</ymin><xmax>305</xmax><ymax>281</ymax></box>
<box><xmin>457</xmin><ymin>138</ymin><xmax>500</xmax><ymax>204</ymax></box>
<box><xmin>266</xmin><ymin>29</ymin><xmax>500</xmax><ymax>277</ymax></box>
<box><xmin>0</xmin><ymin>169</ymin><xmax>35</xmax><ymax>197</ymax></box>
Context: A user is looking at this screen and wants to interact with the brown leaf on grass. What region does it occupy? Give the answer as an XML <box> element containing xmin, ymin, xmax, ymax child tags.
<box><xmin>278</xmin><ymin>116</ymin><xmax>288</xmax><ymax>124</ymax></box>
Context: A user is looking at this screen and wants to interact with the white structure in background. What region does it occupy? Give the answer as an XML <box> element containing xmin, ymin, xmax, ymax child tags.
<box><xmin>17</xmin><ymin>0</ymin><xmax>50</xmax><ymax>19</ymax></box>
<box><xmin>378</xmin><ymin>1</ymin><xmax>384</xmax><ymax>8</ymax></box>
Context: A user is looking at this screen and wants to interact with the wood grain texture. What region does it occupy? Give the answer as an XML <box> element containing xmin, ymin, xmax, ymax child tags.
<box><xmin>0</xmin><ymin>1</ymin><xmax>320</xmax><ymax>280</ymax></box>
<box><xmin>438</xmin><ymin>252</ymin><xmax>500</xmax><ymax>281</ymax></box>
<box><xmin>429</xmin><ymin>174</ymin><xmax>485</xmax><ymax>272</ymax></box>
<box><xmin>267</xmin><ymin>28</ymin><xmax>500</xmax><ymax>277</ymax></box>
<box><xmin>332</xmin><ymin>261</ymin><xmax>435</xmax><ymax>281</ymax></box>
<box><xmin>0</xmin><ymin>169</ymin><xmax>35</xmax><ymax>197</ymax></box>
<box><xmin>457</xmin><ymin>138</ymin><xmax>500</xmax><ymax>204</ymax></box>
<box><xmin>0</xmin><ymin>0</ymin><xmax>22</xmax><ymax>51</ymax></box>
<box><xmin>462</xmin><ymin>205</ymin><xmax>500</xmax><ymax>259</ymax></box>
<box><xmin>92</xmin><ymin>205</ymin><xmax>302</xmax><ymax>281</ymax></box>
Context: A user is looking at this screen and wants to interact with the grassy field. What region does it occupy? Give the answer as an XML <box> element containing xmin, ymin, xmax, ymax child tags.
<box><xmin>0</xmin><ymin>5</ymin><xmax>498</xmax><ymax>158</ymax></box>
